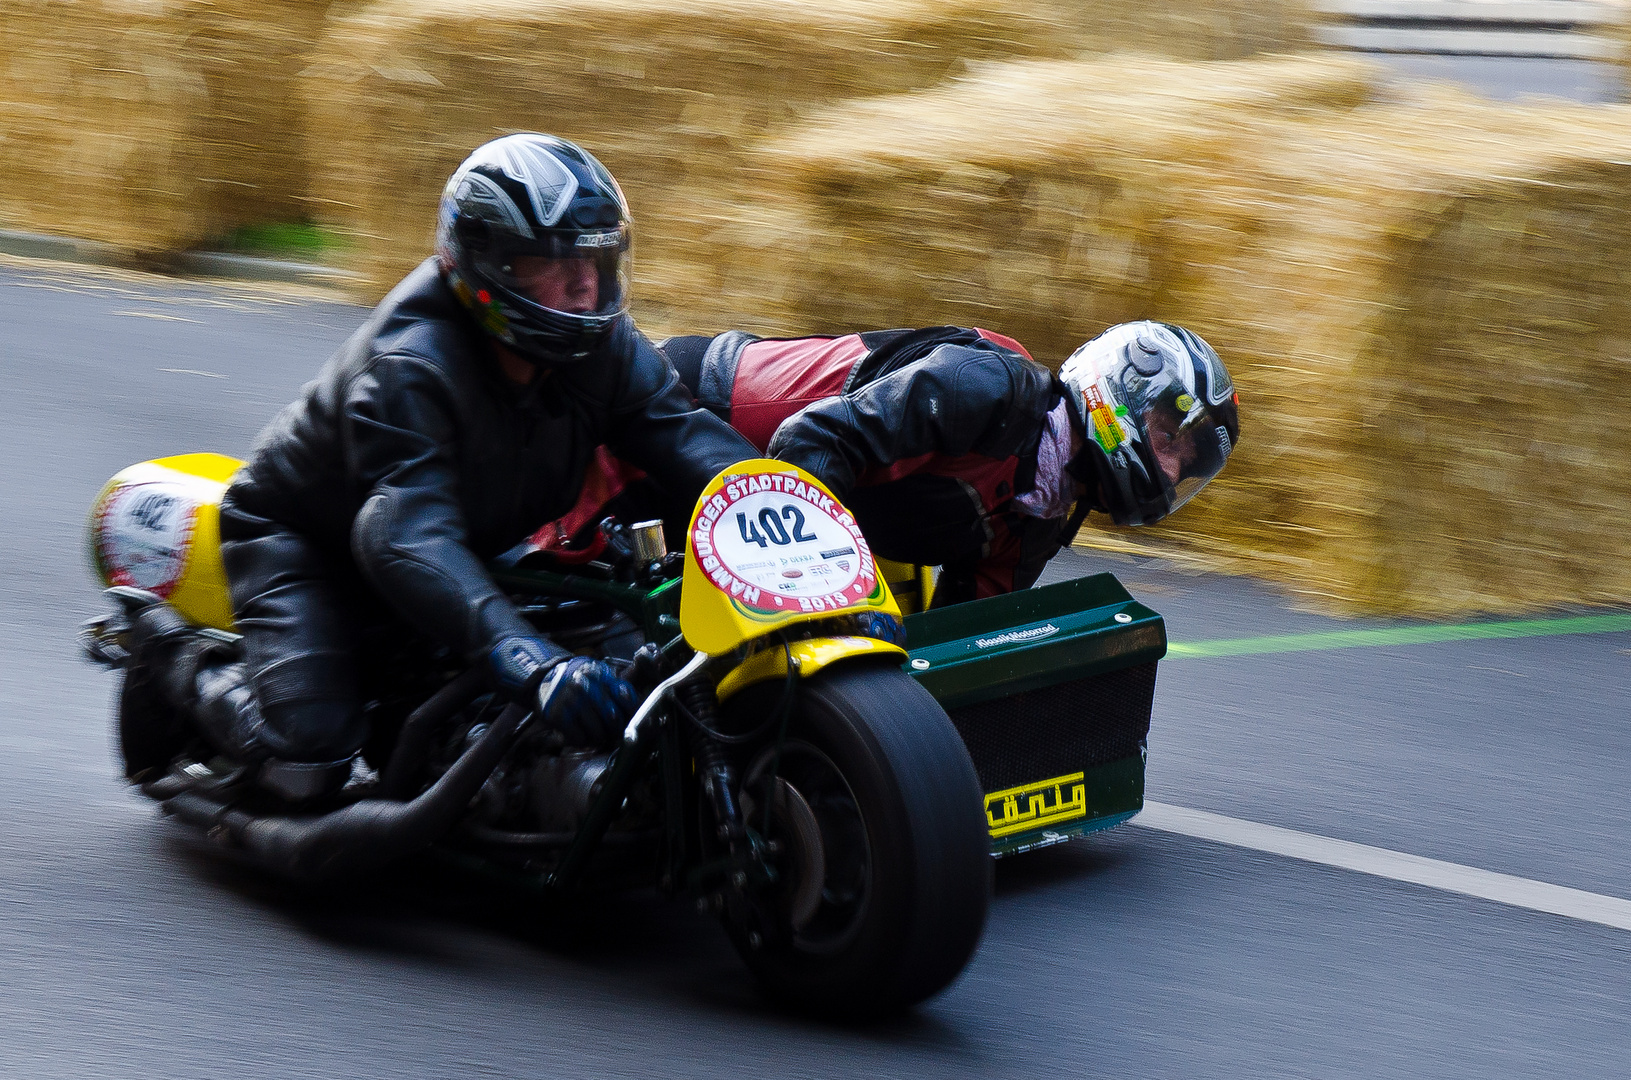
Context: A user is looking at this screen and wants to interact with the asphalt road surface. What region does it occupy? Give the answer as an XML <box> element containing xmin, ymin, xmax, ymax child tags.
<box><xmin>3</xmin><ymin>258</ymin><xmax>1629</xmax><ymax>1078</ymax></box>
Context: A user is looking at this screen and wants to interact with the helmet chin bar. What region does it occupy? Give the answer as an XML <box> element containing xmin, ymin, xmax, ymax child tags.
<box><xmin>1070</xmin><ymin>429</ymin><xmax>1173</xmax><ymax>528</ymax></box>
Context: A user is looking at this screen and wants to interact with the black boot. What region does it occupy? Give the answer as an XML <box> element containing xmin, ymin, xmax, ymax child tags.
<box><xmin>189</xmin><ymin>653</ymin><xmax>354</xmax><ymax>803</ymax></box>
<box><xmin>121</xmin><ymin>598</ymin><xmax>351</xmax><ymax>802</ymax></box>
<box><xmin>116</xmin><ymin>600</ymin><xmax>199</xmax><ymax>782</ymax></box>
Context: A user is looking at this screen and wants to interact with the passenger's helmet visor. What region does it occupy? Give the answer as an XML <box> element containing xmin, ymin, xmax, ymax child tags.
<box><xmin>1136</xmin><ymin>389</ymin><xmax>1232</xmax><ymax>516</ymax></box>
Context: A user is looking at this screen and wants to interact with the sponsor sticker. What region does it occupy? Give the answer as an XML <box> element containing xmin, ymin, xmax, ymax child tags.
<box><xmin>1081</xmin><ymin>384</ymin><xmax>1125</xmax><ymax>454</ymax></box>
<box><xmin>975</xmin><ymin>623</ymin><xmax>1060</xmax><ymax>649</ymax></box>
<box><xmin>985</xmin><ymin>772</ymin><xmax>1088</xmax><ymax>838</ymax></box>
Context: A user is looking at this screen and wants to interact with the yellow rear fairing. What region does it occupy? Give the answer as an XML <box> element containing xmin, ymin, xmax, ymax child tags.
<box><xmin>88</xmin><ymin>453</ymin><xmax>243</xmax><ymax>631</ymax></box>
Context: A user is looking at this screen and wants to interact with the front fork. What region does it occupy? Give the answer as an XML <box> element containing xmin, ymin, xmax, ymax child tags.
<box><xmin>675</xmin><ymin>677</ymin><xmax>786</xmax><ymax>948</ymax></box>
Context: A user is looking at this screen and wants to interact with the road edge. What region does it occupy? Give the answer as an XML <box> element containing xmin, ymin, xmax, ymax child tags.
<box><xmin>0</xmin><ymin>228</ymin><xmax>361</xmax><ymax>289</ymax></box>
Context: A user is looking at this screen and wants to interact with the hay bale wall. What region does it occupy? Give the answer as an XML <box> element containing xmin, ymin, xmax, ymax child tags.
<box><xmin>748</xmin><ymin>55</ymin><xmax>1382</xmax><ymax>356</ymax></box>
<box><xmin>301</xmin><ymin>0</ymin><xmax>1051</xmax><ymax>313</ymax></box>
<box><xmin>1028</xmin><ymin>0</ymin><xmax>1316</xmax><ymax>60</ymax></box>
<box><xmin>299</xmin><ymin>0</ymin><xmax>1319</xmax><ymax>316</ymax></box>
<box><xmin>748</xmin><ymin>56</ymin><xmax>1631</xmax><ymax>615</ymax></box>
<box><xmin>1168</xmin><ymin>96</ymin><xmax>1631</xmax><ymax>615</ymax></box>
<box><xmin>0</xmin><ymin>0</ymin><xmax>327</xmax><ymax>255</ymax></box>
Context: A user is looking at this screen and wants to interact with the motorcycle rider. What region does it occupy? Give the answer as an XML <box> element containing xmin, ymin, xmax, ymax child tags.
<box><xmin>535</xmin><ymin>321</ymin><xmax>1240</xmax><ymax>608</ymax></box>
<box><xmin>125</xmin><ymin>133</ymin><xmax>756</xmax><ymax>797</ymax></box>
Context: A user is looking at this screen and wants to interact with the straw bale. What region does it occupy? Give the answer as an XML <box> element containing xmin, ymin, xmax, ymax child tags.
<box><xmin>0</xmin><ymin>0</ymin><xmax>326</xmax><ymax>255</ymax></box>
<box><xmin>298</xmin><ymin>0</ymin><xmax>1319</xmax><ymax>307</ymax></box>
<box><xmin>302</xmin><ymin>0</ymin><xmax>1039</xmax><ymax>303</ymax></box>
<box><xmin>1157</xmin><ymin>92</ymin><xmax>1631</xmax><ymax>615</ymax></box>
<box><xmin>749</xmin><ymin>55</ymin><xmax>1384</xmax><ymax>355</ymax></box>
<box><xmin>1022</xmin><ymin>0</ymin><xmax>1317</xmax><ymax>61</ymax></box>
<box><xmin>749</xmin><ymin>57</ymin><xmax>1631</xmax><ymax>614</ymax></box>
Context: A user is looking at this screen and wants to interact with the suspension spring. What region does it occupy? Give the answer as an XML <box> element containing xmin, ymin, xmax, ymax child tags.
<box><xmin>678</xmin><ymin>679</ymin><xmax>745</xmax><ymax>845</ymax></box>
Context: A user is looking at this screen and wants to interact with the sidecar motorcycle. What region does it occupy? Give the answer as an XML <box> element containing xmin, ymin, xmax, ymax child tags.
<box><xmin>79</xmin><ymin>453</ymin><xmax>1165</xmax><ymax>1017</ymax></box>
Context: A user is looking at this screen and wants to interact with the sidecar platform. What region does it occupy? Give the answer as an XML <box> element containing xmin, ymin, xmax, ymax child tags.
<box><xmin>900</xmin><ymin>573</ymin><xmax>1165</xmax><ymax>857</ymax></box>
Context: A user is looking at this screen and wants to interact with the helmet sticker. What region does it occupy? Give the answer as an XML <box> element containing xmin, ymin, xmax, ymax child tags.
<box><xmin>1081</xmin><ymin>384</ymin><xmax>1127</xmax><ymax>454</ymax></box>
<box><xmin>1175</xmin><ymin>392</ymin><xmax>1196</xmax><ymax>413</ymax></box>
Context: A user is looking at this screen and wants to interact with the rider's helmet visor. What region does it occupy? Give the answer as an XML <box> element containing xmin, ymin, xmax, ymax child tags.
<box><xmin>474</xmin><ymin>227</ymin><xmax>630</xmax><ymax>322</ymax></box>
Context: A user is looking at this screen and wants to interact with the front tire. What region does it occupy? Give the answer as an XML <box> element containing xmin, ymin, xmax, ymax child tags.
<box><xmin>722</xmin><ymin>661</ymin><xmax>991</xmax><ymax>1018</ymax></box>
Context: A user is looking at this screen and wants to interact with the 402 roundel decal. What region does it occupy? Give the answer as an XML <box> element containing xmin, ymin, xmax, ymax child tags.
<box><xmin>692</xmin><ymin>470</ymin><xmax>879</xmax><ymax>618</ymax></box>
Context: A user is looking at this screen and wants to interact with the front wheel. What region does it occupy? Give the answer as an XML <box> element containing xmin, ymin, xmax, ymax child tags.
<box><xmin>722</xmin><ymin>661</ymin><xmax>991</xmax><ymax>1017</ymax></box>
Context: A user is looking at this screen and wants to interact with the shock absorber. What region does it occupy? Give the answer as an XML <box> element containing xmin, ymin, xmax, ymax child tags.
<box><xmin>677</xmin><ymin>679</ymin><xmax>745</xmax><ymax>846</ymax></box>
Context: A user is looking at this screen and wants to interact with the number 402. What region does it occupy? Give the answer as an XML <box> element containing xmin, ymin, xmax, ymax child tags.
<box><xmin>737</xmin><ymin>505</ymin><xmax>817</xmax><ymax>548</ymax></box>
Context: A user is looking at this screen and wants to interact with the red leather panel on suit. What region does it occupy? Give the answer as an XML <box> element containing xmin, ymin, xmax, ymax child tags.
<box><xmin>530</xmin><ymin>445</ymin><xmax>644</xmax><ymax>552</ymax></box>
<box><xmin>974</xmin><ymin>328</ymin><xmax>1034</xmax><ymax>361</ymax></box>
<box><xmin>730</xmin><ymin>335</ymin><xmax>869</xmax><ymax>450</ymax></box>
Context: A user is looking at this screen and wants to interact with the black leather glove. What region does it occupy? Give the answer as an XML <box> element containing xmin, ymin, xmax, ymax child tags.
<box><xmin>856</xmin><ymin>611</ymin><xmax>907</xmax><ymax>647</ymax></box>
<box><xmin>538</xmin><ymin>657</ymin><xmax>640</xmax><ymax>747</ymax></box>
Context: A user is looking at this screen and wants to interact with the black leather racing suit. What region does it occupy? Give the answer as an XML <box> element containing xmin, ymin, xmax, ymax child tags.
<box><xmin>217</xmin><ymin>260</ymin><xmax>755</xmax><ymax>762</ymax></box>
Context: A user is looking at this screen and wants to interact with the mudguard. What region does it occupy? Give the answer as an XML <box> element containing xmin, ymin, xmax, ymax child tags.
<box><xmin>714</xmin><ymin>635</ymin><xmax>907</xmax><ymax>702</ymax></box>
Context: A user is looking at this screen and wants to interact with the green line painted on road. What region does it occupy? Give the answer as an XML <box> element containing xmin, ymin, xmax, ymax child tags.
<box><xmin>1167</xmin><ymin>613</ymin><xmax>1631</xmax><ymax>660</ymax></box>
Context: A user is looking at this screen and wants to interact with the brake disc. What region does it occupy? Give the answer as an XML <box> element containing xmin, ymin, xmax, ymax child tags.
<box><xmin>742</xmin><ymin>769</ymin><xmax>827</xmax><ymax>932</ymax></box>
<box><xmin>774</xmin><ymin>777</ymin><xmax>826</xmax><ymax>931</ymax></box>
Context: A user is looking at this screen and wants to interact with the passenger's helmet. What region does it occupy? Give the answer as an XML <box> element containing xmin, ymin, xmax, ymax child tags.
<box><xmin>1059</xmin><ymin>321</ymin><xmax>1240</xmax><ymax>526</ymax></box>
<box><xmin>435</xmin><ymin>133</ymin><xmax>632</xmax><ymax>364</ymax></box>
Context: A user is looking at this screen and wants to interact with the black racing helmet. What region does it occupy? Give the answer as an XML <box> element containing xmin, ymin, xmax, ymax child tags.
<box><xmin>435</xmin><ymin>133</ymin><xmax>632</xmax><ymax>364</ymax></box>
<box><xmin>1059</xmin><ymin>321</ymin><xmax>1240</xmax><ymax>526</ymax></box>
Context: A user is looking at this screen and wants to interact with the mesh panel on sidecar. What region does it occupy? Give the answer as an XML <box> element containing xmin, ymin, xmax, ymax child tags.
<box><xmin>945</xmin><ymin>662</ymin><xmax>1156</xmax><ymax>793</ymax></box>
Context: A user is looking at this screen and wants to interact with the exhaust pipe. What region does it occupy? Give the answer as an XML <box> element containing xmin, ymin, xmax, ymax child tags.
<box><xmin>379</xmin><ymin>666</ymin><xmax>488</xmax><ymax>800</ymax></box>
<box><xmin>164</xmin><ymin>701</ymin><xmax>527</xmax><ymax>881</ymax></box>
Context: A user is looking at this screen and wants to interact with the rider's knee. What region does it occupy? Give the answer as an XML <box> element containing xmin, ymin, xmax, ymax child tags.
<box><xmin>259</xmin><ymin>698</ymin><xmax>366</xmax><ymax>763</ymax></box>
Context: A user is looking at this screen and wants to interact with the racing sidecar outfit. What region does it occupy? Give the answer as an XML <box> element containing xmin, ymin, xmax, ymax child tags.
<box><xmin>543</xmin><ymin>326</ymin><xmax>1076</xmax><ymax>607</ymax></box>
<box><xmin>217</xmin><ymin>259</ymin><xmax>755</xmax><ymax>763</ymax></box>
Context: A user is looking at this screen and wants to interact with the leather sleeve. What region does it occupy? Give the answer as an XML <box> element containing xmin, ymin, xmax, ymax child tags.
<box><xmin>767</xmin><ymin>346</ymin><xmax>1043</xmax><ymax>501</ymax></box>
<box><xmin>344</xmin><ymin>355</ymin><xmax>535</xmax><ymax>661</ymax></box>
<box><xmin>603</xmin><ymin>331</ymin><xmax>757</xmax><ymax>507</ymax></box>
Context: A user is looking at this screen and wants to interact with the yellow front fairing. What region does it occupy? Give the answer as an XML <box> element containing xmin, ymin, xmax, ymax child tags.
<box><xmin>680</xmin><ymin>459</ymin><xmax>900</xmax><ymax>655</ymax></box>
<box><xmin>88</xmin><ymin>453</ymin><xmax>243</xmax><ymax>631</ymax></box>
